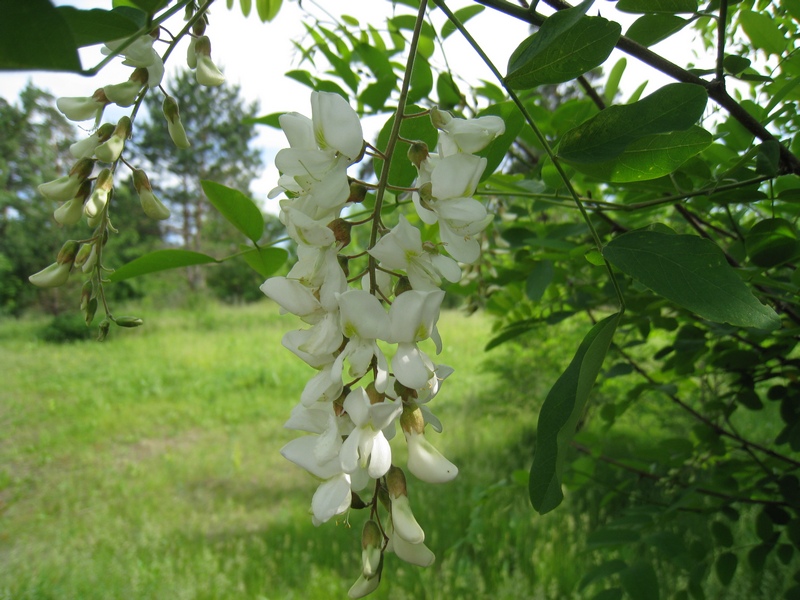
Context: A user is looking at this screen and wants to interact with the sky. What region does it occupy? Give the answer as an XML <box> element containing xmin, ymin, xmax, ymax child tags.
<box><xmin>0</xmin><ymin>0</ymin><xmax>702</xmax><ymax>206</ymax></box>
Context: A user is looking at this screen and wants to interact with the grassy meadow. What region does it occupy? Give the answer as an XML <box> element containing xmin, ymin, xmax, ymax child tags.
<box><xmin>0</xmin><ymin>300</ymin><xmax>793</xmax><ymax>599</ymax></box>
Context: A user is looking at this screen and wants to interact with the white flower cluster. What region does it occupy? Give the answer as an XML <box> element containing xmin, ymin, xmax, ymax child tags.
<box><xmin>263</xmin><ymin>91</ymin><xmax>504</xmax><ymax>597</ymax></box>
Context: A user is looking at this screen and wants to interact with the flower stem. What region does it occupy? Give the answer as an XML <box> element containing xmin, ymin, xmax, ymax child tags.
<box><xmin>368</xmin><ymin>0</ymin><xmax>429</xmax><ymax>295</ymax></box>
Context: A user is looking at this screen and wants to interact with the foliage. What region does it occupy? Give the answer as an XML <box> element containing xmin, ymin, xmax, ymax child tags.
<box><xmin>5</xmin><ymin>0</ymin><xmax>800</xmax><ymax>598</ymax></box>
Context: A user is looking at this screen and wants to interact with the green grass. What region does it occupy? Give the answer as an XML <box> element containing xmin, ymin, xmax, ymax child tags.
<box><xmin>0</xmin><ymin>302</ymin><xmax>794</xmax><ymax>599</ymax></box>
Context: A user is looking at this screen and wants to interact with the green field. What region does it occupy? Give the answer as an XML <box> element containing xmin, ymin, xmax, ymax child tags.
<box><xmin>0</xmin><ymin>301</ymin><xmax>792</xmax><ymax>599</ymax></box>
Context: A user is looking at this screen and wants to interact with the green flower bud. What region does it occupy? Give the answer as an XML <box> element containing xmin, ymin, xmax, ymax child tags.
<box><xmin>360</xmin><ymin>520</ymin><xmax>383</xmax><ymax>580</ymax></box>
<box><xmin>429</xmin><ymin>106</ymin><xmax>452</xmax><ymax>129</ymax></box>
<box><xmin>407</xmin><ymin>141</ymin><xmax>429</xmax><ymax>169</ymax></box>
<box><xmin>115</xmin><ymin>316</ymin><xmax>144</xmax><ymax>328</ymax></box>
<box><xmin>97</xmin><ymin>318</ymin><xmax>111</xmax><ymax>341</ymax></box>
<box><xmin>162</xmin><ymin>96</ymin><xmax>191</xmax><ymax>149</ymax></box>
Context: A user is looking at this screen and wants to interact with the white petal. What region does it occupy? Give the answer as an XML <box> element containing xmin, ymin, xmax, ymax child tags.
<box><xmin>430</xmin><ymin>154</ymin><xmax>485</xmax><ymax>200</ymax></box>
<box><xmin>367</xmin><ymin>432</ymin><xmax>393</xmax><ymax>479</ymax></box>
<box><xmin>390</xmin><ymin>529</ymin><xmax>435</xmax><ymax>567</ymax></box>
<box><xmin>311</xmin><ymin>91</ymin><xmax>363</xmax><ymax>160</ymax></box>
<box><xmin>390</xmin><ymin>494</ymin><xmax>424</xmax><ymax>544</ymax></box>
<box><xmin>311</xmin><ymin>473</ymin><xmax>351</xmax><ymax>524</ymax></box>
<box><xmin>260</xmin><ymin>277</ymin><xmax>321</xmax><ymax>317</ymax></box>
<box><xmin>281</xmin><ymin>436</ymin><xmax>342</xmax><ymax>479</ymax></box>
<box><xmin>391</xmin><ymin>343</ymin><xmax>433</xmax><ymax>390</ymax></box>
<box><xmin>405</xmin><ymin>430</ymin><xmax>458</xmax><ymax>483</ymax></box>
<box><xmin>338</xmin><ymin>289</ymin><xmax>389</xmax><ymax>340</ymax></box>
<box><xmin>279</xmin><ymin>112</ymin><xmax>316</xmax><ymax>149</ymax></box>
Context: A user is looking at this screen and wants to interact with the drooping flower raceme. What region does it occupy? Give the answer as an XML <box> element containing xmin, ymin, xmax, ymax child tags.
<box><xmin>264</xmin><ymin>93</ymin><xmax>503</xmax><ymax>597</ymax></box>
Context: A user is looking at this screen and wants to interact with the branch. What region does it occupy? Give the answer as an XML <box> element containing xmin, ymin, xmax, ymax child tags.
<box><xmin>472</xmin><ymin>0</ymin><xmax>800</xmax><ymax>175</ymax></box>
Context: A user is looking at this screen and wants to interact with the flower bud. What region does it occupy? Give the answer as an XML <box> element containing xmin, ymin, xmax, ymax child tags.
<box><xmin>393</xmin><ymin>275</ymin><xmax>413</xmax><ymax>297</ymax></box>
<box><xmin>194</xmin><ymin>37</ymin><xmax>225</xmax><ymax>87</ymax></box>
<box><xmin>347</xmin><ymin>182</ymin><xmax>368</xmax><ymax>203</ymax></box>
<box><xmin>350</xmin><ymin>492</ymin><xmax>367</xmax><ymax>510</ymax></box>
<box><xmin>95</xmin><ymin>116</ymin><xmax>132</xmax><ymax>163</ymax></box>
<box><xmin>115</xmin><ymin>316</ymin><xmax>144</xmax><ymax>328</ymax></box>
<box><xmin>97</xmin><ymin>318</ymin><xmax>111</xmax><ymax>341</ymax></box>
<box><xmin>162</xmin><ymin>96</ymin><xmax>191</xmax><ymax>149</ymax></box>
<box><xmin>53</xmin><ymin>180</ymin><xmax>91</xmax><ymax>226</ymax></box>
<box><xmin>39</xmin><ymin>158</ymin><xmax>94</xmax><ymax>202</ymax></box>
<box><xmin>80</xmin><ymin>280</ymin><xmax>93</xmax><ymax>311</ymax></box>
<box><xmin>28</xmin><ymin>240</ymin><xmax>79</xmax><ymax>288</ymax></box>
<box><xmin>81</xmin><ymin>244</ymin><xmax>98</xmax><ymax>273</ymax></box>
<box><xmin>360</xmin><ymin>520</ymin><xmax>383</xmax><ymax>579</ymax></box>
<box><xmin>328</xmin><ymin>218</ymin><xmax>352</xmax><ymax>248</ymax></box>
<box><xmin>84</xmin><ymin>297</ymin><xmax>98</xmax><ymax>326</ymax></box>
<box><xmin>407</xmin><ymin>141</ymin><xmax>429</xmax><ymax>169</ymax></box>
<box><xmin>56</xmin><ymin>89</ymin><xmax>108</xmax><ymax>122</ymax></box>
<box><xmin>85</xmin><ymin>168</ymin><xmax>113</xmax><ymax>220</ymax></box>
<box><xmin>186</xmin><ymin>37</ymin><xmax>198</xmax><ymax>69</ymax></box>
<box><xmin>70</xmin><ymin>123</ymin><xmax>115</xmax><ymax>159</ymax></box>
<box><xmin>347</xmin><ymin>572</ymin><xmax>381</xmax><ymax>599</ymax></box>
<box><xmin>386</xmin><ymin>467</ymin><xmax>424</xmax><ymax>544</ymax></box>
<box><xmin>388</xmin><ymin>525</ymin><xmax>435</xmax><ymax>567</ymax></box>
<box><xmin>429</xmin><ymin>106</ymin><xmax>452</xmax><ymax>129</ymax></box>
<box><xmin>133</xmin><ymin>169</ymin><xmax>171</xmax><ymax>220</ymax></box>
<box><xmin>73</xmin><ymin>243</ymin><xmax>94</xmax><ymax>268</ymax></box>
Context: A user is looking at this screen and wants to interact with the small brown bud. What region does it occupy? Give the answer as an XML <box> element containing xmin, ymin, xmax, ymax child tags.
<box><xmin>400</xmin><ymin>403</ymin><xmax>425</xmax><ymax>436</ymax></box>
<box><xmin>386</xmin><ymin>466</ymin><xmax>408</xmax><ymax>499</ymax></box>
<box><xmin>407</xmin><ymin>141</ymin><xmax>429</xmax><ymax>168</ymax></box>
<box><xmin>347</xmin><ymin>182</ymin><xmax>368</xmax><ymax>203</ymax></box>
<box><xmin>393</xmin><ymin>275</ymin><xmax>412</xmax><ymax>297</ymax></box>
<box><xmin>328</xmin><ymin>218</ymin><xmax>352</xmax><ymax>248</ymax></box>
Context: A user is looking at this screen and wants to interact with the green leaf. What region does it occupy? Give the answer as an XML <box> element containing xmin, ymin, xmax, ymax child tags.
<box><xmin>603</xmin><ymin>230</ymin><xmax>781</xmax><ymax>330</ymax></box>
<box><xmin>567</xmin><ymin>126</ymin><xmax>712</xmax><ymax>182</ymax></box>
<box><xmin>626</xmin><ymin>14</ymin><xmax>688</xmax><ymax>46</ymax></box>
<box><xmin>240</xmin><ymin>0</ymin><xmax>251</xmax><ymax>17</ymax></box>
<box><xmin>620</xmin><ymin>562</ymin><xmax>660</xmax><ymax>600</ymax></box>
<box><xmin>579</xmin><ymin>559</ymin><xmax>628</xmax><ymax>591</ymax></box>
<box><xmin>241</xmin><ymin>246</ymin><xmax>288</xmax><ymax>278</ymax></box>
<box><xmin>745</xmin><ymin>218</ymin><xmax>800</xmax><ymax>268</ymax></box>
<box><xmin>108</xmin><ymin>250</ymin><xmax>218</xmax><ymax>282</ymax></box>
<box><xmin>407</xmin><ymin>55</ymin><xmax>433</xmax><ymax>104</ymax></box>
<box><xmin>201</xmin><ymin>180</ymin><xmax>265</xmax><ymax>244</ymax></box>
<box><xmin>592</xmin><ymin>590</ymin><xmax>623</xmax><ymax>600</ymax></box>
<box><xmin>723</xmin><ymin>55</ymin><xmax>751</xmax><ymax>75</ymax></box>
<box><xmin>57</xmin><ymin>7</ymin><xmax>141</xmax><ymax>48</ymax></box>
<box><xmin>374</xmin><ymin>104</ymin><xmax>438</xmax><ymax>189</ymax></box>
<box><xmin>436</xmin><ymin>72</ymin><xmax>462</xmax><ymax>108</ymax></box>
<box><xmin>113</xmin><ymin>0</ymin><xmax>170</xmax><ymax>13</ymax></box>
<box><xmin>711</xmin><ymin>521</ymin><xmax>734</xmax><ymax>548</ymax></box>
<box><xmin>715</xmin><ymin>552</ymin><xmax>738</xmax><ymax>586</ymax></box>
<box><xmin>586</xmin><ymin>526</ymin><xmax>640</xmax><ymax>549</ymax></box>
<box><xmin>244</xmin><ymin>112</ymin><xmax>285</xmax><ymax>128</ymax></box>
<box><xmin>617</xmin><ymin>0</ymin><xmax>696</xmax><ymax>12</ymax></box>
<box><xmin>0</xmin><ymin>0</ymin><xmax>81</xmax><ymax>71</ymax></box>
<box><xmin>475</xmin><ymin>101</ymin><xmax>525</xmax><ymax>181</ymax></box>
<box><xmin>506</xmin><ymin>0</ymin><xmax>620</xmax><ymax>89</ymax></box>
<box><xmin>739</xmin><ymin>10</ymin><xmax>787</xmax><ymax>55</ymax></box>
<box><xmin>529</xmin><ymin>312</ymin><xmax>621</xmax><ymax>513</ymax></box>
<box><xmin>526</xmin><ymin>261</ymin><xmax>554</xmax><ymax>302</ymax></box>
<box><xmin>442</xmin><ymin>5</ymin><xmax>484</xmax><ymax>38</ymax></box>
<box><xmin>558</xmin><ymin>83</ymin><xmax>708</xmax><ymax>163</ymax></box>
<box><xmin>605</xmin><ymin>57</ymin><xmax>626</xmax><ymax>103</ymax></box>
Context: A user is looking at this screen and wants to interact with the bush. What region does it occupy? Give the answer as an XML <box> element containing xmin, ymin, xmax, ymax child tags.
<box><xmin>37</xmin><ymin>313</ymin><xmax>93</xmax><ymax>343</ymax></box>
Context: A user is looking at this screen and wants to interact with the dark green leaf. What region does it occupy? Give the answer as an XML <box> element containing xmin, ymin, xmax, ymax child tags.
<box><xmin>592</xmin><ymin>589</ymin><xmax>623</xmax><ymax>600</ymax></box>
<box><xmin>711</xmin><ymin>521</ymin><xmax>734</xmax><ymax>548</ymax></box>
<box><xmin>374</xmin><ymin>104</ymin><xmax>438</xmax><ymax>189</ymax></box>
<box><xmin>530</xmin><ymin>312</ymin><xmax>621</xmax><ymax>513</ymax></box>
<box><xmin>617</xmin><ymin>0</ymin><xmax>697</xmax><ymax>12</ymax></box>
<box><xmin>57</xmin><ymin>7</ymin><xmax>141</xmax><ymax>48</ymax></box>
<box><xmin>605</xmin><ymin>57</ymin><xmax>626</xmax><ymax>103</ymax></box>
<box><xmin>201</xmin><ymin>180</ymin><xmax>265</xmax><ymax>244</ymax></box>
<box><xmin>558</xmin><ymin>83</ymin><xmax>708</xmax><ymax>163</ymax></box>
<box><xmin>626</xmin><ymin>14</ymin><xmax>688</xmax><ymax>46</ymax></box>
<box><xmin>745</xmin><ymin>218</ymin><xmax>800</xmax><ymax>268</ymax></box>
<box><xmin>715</xmin><ymin>552</ymin><xmax>737</xmax><ymax>586</ymax></box>
<box><xmin>526</xmin><ymin>261</ymin><xmax>554</xmax><ymax>302</ymax></box>
<box><xmin>724</xmin><ymin>55</ymin><xmax>751</xmax><ymax>75</ymax></box>
<box><xmin>756</xmin><ymin>509</ymin><xmax>775</xmax><ymax>541</ymax></box>
<box><xmin>579</xmin><ymin>559</ymin><xmax>628</xmax><ymax>591</ymax></box>
<box><xmin>436</xmin><ymin>72</ymin><xmax>462</xmax><ymax>108</ymax></box>
<box><xmin>407</xmin><ymin>56</ymin><xmax>433</xmax><ymax>104</ymax></box>
<box><xmin>506</xmin><ymin>4</ymin><xmax>620</xmax><ymax>89</ymax></box>
<box><xmin>603</xmin><ymin>230</ymin><xmax>781</xmax><ymax>330</ymax></box>
<box><xmin>567</xmin><ymin>127</ymin><xmax>712</xmax><ymax>182</ymax></box>
<box><xmin>241</xmin><ymin>246</ymin><xmax>287</xmax><ymax>278</ymax></box>
<box><xmin>442</xmin><ymin>5</ymin><xmax>484</xmax><ymax>38</ymax></box>
<box><xmin>586</xmin><ymin>526</ymin><xmax>640</xmax><ymax>549</ymax></box>
<box><xmin>620</xmin><ymin>561</ymin><xmax>660</xmax><ymax>600</ymax></box>
<box><xmin>286</xmin><ymin>69</ymin><xmax>315</xmax><ymax>89</ymax></box>
<box><xmin>475</xmin><ymin>101</ymin><xmax>525</xmax><ymax>181</ymax></box>
<box><xmin>0</xmin><ymin>0</ymin><xmax>81</xmax><ymax>71</ymax></box>
<box><xmin>108</xmin><ymin>249</ymin><xmax>218</xmax><ymax>282</ymax></box>
<box><xmin>113</xmin><ymin>0</ymin><xmax>170</xmax><ymax>13</ymax></box>
<box><xmin>748</xmin><ymin>543</ymin><xmax>773</xmax><ymax>572</ymax></box>
<box><xmin>756</xmin><ymin>140</ymin><xmax>781</xmax><ymax>176</ymax></box>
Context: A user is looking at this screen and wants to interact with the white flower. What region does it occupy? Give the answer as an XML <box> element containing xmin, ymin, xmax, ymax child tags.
<box><xmin>386</xmin><ymin>519</ymin><xmax>435</xmax><ymax>567</ymax></box>
<box><xmin>404</xmin><ymin>429</ymin><xmax>458</xmax><ymax>483</ymax></box>
<box><xmin>56</xmin><ymin>94</ymin><xmax>106</xmax><ymax>122</ymax></box>
<box><xmin>340</xmin><ymin>387</ymin><xmax>401</xmax><ymax>479</ymax></box>
<box><xmin>102</xmin><ymin>79</ymin><xmax>142</xmax><ymax>107</ymax></box>
<box><xmin>332</xmin><ymin>290</ymin><xmax>390</xmax><ymax>385</ymax></box>
<box><xmin>196</xmin><ymin>55</ymin><xmax>225</xmax><ymax>87</ymax></box>
<box><xmin>69</xmin><ymin>123</ymin><xmax>114</xmax><ymax>159</ymax></box>
<box><xmin>28</xmin><ymin>261</ymin><xmax>72</xmax><ymax>288</ymax></box>
<box><xmin>103</xmin><ymin>35</ymin><xmax>164</xmax><ymax>87</ymax></box>
<box><xmin>431</xmin><ymin>107</ymin><xmax>505</xmax><ymax>155</ymax></box>
<box><xmin>53</xmin><ymin>199</ymin><xmax>84</xmax><ymax>226</ymax></box>
<box><xmin>280</xmin><ymin>436</ymin><xmax>352</xmax><ymax>525</ymax></box>
<box><xmin>369</xmin><ymin>215</ymin><xmax>461</xmax><ymax>291</ymax></box>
